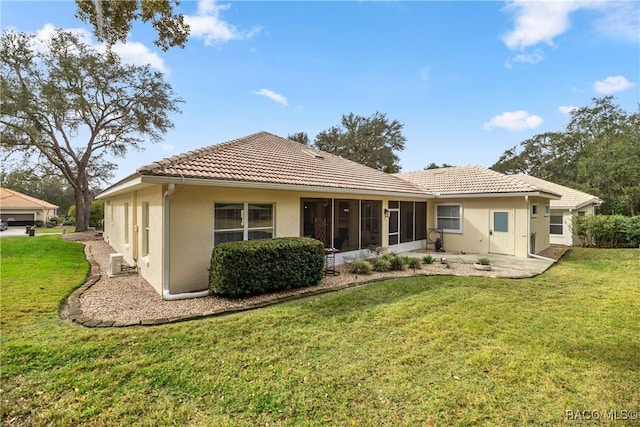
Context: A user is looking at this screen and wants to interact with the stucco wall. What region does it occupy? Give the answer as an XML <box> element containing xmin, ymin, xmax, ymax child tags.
<box><xmin>429</xmin><ymin>196</ymin><xmax>550</xmax><ymax>258</ymax></box>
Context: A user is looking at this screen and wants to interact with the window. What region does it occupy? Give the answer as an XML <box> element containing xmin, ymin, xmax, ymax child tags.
<box><xmin>550</xmin><ymin>211</ymin><xmax>563</xmax><ymax>235</ymax></box>
<box><xmin>436</xmin><ymin>204</ymin><xmax>461</xmax><ymax>232</ymax></box>
<box><xmin>124</xmin><ymin>202</ymin><xmax>129</xmax><ymax>244</ymax></box>
<box><xmin>531</xmin><ymin>204</ymin><xmax>538</xmax><ymax>217</ymax></box>
<box><xmin>545</xmin><ymin>205</ymin><xmax>550</xmax><ymax>216</ymax></box>
<box><xmin>493</xmin><ymin>212</ymin><xmax>509</xmax><ymax>232</ymax></box>
<box><xmin>213</xmin><ymin>203</ymin><xmax>274</xmax><ymax>246</ymax></box>
<box><xmin>577</xmin><ymin>211</ymin><xmax>586</xmax><ymax>216</ymax></box>
<box><xmin>142</xmin><ymin>202</ymin><xmax>150</xmax><ymax>256</ymax></box>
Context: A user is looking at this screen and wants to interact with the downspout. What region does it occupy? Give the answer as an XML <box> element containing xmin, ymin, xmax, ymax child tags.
<box><xmin>162</xmin><ymin>183</ymin><xmax>209</xmax><ymax>300</ymax></box>
<box><xmin>525</xmin><ymin>195</ymin><xmax>555</xmax><ymax>262</ymax></box>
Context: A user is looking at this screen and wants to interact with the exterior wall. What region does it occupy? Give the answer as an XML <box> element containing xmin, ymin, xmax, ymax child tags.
<box><xmin>167</xmin><ymin>185</ymin><xmax>426</xmax><ymax>294</ymax></box>
<box><xmin>429</xmin><ymin>196</ymin><xmax>550</xmax><ymax>258</ymax></box>
<box><xmin>529</xmin><ymin>197</ymin><xmax>551</xmax><ymax>254</ymax></box>
<box><xmin>550</xmin><ymin>204</ymin><xmax>598</xmax><ymax>246</ymax></box>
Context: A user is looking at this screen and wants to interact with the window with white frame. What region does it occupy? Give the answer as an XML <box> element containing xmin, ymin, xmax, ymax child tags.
<box><xmin>142</xmin><ymin>202</ymin><xmax>150</xmax><ymax>256</ymax></box>
<box><xmin>531</xmin><ymin>204</ymin><xmax>538</xmax><ymax>217</ymax></box>
<box><xmin>436</xmin><ymin>204</ymin><xmax>461</xmax><ymax>232</ymax></box>
<box><xmin>213</xmin><ymin>203</ymin><xmax>274</xmax><ymax>246</ymax></box>
<box><xmin>550</xmin><ymin>211</ymin><xmax>563</xmax><ymax>235</ymax></box>
<box><xmin>124</xmin><ymin>202</ymin><xmax>129</xmax><ymax>244</ymax></box>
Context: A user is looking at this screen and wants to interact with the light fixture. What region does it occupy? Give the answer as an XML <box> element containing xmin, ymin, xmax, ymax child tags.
<box><xmin>384</xmin><ymin>208</ymin><xmax>390</xmax><ymax>218</ymax></box>
<box><xmin>440</xmin><ymin>257</ymin><xmax>447</xmax><ymax>264</ymax></box>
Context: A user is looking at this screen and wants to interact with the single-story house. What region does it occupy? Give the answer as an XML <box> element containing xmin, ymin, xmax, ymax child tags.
<box><xmin>395</xmin><ymin>166</ymin><xmax>561</xmax><ymax>257</ymax></box>
<box><xmin>515</xmin><ymin>174</ymin><xmax>602</xmax><ymax>246</ymax></box>
<box><xmin>97</xmin><ymin>132</ymin><xmax>431</xmax><ymax>299</ymax></box>
<box><xmin>97</xmin><ymin>133</ymin><xmax>561</xmax><ymax>300</ymax></box>
<box><xmin>0</xmin><ymin>187</ymin><xmax>59</xmax><ymax>226</ymax></box>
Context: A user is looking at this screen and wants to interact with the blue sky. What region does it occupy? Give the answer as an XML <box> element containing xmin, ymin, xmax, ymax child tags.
<box><xmin>2</xmin><ymin>0</ymin><xmax>638</xmax><ymax>183</ymax></box>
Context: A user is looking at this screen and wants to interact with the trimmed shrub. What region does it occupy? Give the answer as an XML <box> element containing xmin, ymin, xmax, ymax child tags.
<box><xmin>572</xmin><ymin>214</ymin><xmax>640</xmax><ymax>247</ymax></box>
<box><xmin>34</xmin><ymin>220</ymin><xmax>44</xmax><ymax>227</ymax></box>
<box><xmin>370</xmin><ymin>257</ymin><xmax>391</xmax><ymax>272</ymax></box>
<box><xmin>350</xmin><ymin>259</ymin><xmax>372</xmax><ymax>275</ymax></box>
<box><xmin>209</xmin><ymin>237</ymin><xmax>324</xmax><ymax>297</ymax></box>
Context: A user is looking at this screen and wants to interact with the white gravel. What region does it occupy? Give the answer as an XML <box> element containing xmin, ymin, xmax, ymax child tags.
<box><xmin>70</xmin><ymin>235</ymin><xmax>528</xmax><ymax>325</ymax></box>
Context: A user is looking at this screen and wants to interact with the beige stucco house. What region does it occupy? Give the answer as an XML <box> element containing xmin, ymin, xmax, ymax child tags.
<box><xmin>515</xmin><ymin>174</ymin><xmax>602</xmax><ymax>246</ymax></box>
<box><xmin>98</xmin><ymin>133</ymin><xmax>562</xmax><ymax>299</ymax></box>
<box><xmin>396</xmin><ymin>166</ymin><xmax>561</xmax><ymax>258</ymax></box>
<box><xmin>0</xmin><ymin>187</ymin><xmax>59</xmax><ymax>226</ymax></box>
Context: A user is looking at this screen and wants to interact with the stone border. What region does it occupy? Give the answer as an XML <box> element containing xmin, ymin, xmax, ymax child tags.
<box><xmin>60</xmin><ymin>241</ymin><xmax>564</xmax><ymax>328</ymax></box>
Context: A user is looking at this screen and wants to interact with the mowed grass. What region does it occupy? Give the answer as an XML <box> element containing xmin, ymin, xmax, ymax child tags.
<box><xmin>1</xmin><ymin>237</ymin><xmax>639</xmax><ymax>426</ymax></box>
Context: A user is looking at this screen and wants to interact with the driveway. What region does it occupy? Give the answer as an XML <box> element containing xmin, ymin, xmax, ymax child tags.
<box><xmin>0</xmin><ymin>226</ymin><xmax>31</xmax><ymax>237</ymax></box>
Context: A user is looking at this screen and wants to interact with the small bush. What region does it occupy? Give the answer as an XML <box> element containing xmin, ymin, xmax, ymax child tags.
<box><xmin>34</xmin><ymin>220</ymin><xmax>44</xmax><ymax>227</ymax></box>
<box><xmin>350</xmin><ymin>259</ymin><xmax>372</xmax><ymax>275</ymax></box>
<box><xmin>209</xmin><ymin>237</ymin><xmax>324</xmax><ymax>297</ymax></box>
<box><xmin>370</xmin><ymin>257</ymin><xmax>391</xmax><ymax>272</ymax></box>
<box><xmin>387</xmin><ymin>254</ymin><xmax>406</xmax><ymax>271</ymax></box>
<box><xmin>422</xmin><ymin>255</ymin><xmax>435</xmax><ymax>264</ymax></box>
<box><xmin>407</xmin><ymin>258</ymin><xmax>422</xmax><ymax>270</ymax></box>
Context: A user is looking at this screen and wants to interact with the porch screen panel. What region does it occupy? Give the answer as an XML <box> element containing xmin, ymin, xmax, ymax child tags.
<box><xmin>361</xmin><ymin>200</ymin><xmax>382</xmax><ymax>248</ymax></box>
<box><xmin>301</xmin><ymin>198</ymin><xmax>332</xmax><ymax>248</ymax></box>
<box><xmin>334</xmin><ymin>199</ymin><xmax>359</xmax><ymax>251</ymax></box>
<box><xmin>400</xmin><ymin>201</ymin><xmax>414</xmax><ymax>243</ymax></box>
<box><xmin>415</xmin><ymin>202</ymin><xmax>427</xmax><ymax>240</ymax></box>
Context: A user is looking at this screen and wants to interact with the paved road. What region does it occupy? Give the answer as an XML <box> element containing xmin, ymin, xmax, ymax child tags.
<box><xmin>0</xmin><ymin>226</ymin><xmax>53</xmax><ymax>237</ymax></box>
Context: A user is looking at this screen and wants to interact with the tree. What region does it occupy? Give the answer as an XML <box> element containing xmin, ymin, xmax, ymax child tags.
<box><xmin>424</xmin><ymin>162</ymin><xmax>454</xmax><ymax>170</ymax></box>
<box><xmin>75</xmin><ymin>0</ymin><xmax>189</xmax><ymax>51</ymax></box>
<box><xmin>287</xmin><ymin>132</ymin><xmax>309</xmax><ymax>145</ymax></box>
<box><xmin>492</xmin><ymin>97</ymin><xmax>640</xmax><ymax>215</ymax></box>
<box><xmin>1</xmin><ymin>29</ymin><xmax>182</xmax><ymax>231</ymax></box>
<box><xmin>314</xmin><ymin>112</ymin><xmax>406</xmax><ymax>173</ymax></box>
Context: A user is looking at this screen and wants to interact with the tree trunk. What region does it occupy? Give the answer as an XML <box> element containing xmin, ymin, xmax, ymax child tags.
<box><xmin>73</xmin><ymin>178</ymin><xmax>92</xmax><ymax>232</ymax></box>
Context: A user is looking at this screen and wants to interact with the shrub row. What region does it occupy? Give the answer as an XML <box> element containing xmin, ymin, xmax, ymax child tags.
<box><xmin>209</xmin><ymin>237</ymin><xmax>325</xmax><ymax>298</ymax></box>
<box><xmin>350</xmin><ymin>253</ymin><xmax>424</xmax><ymax>274</ymax></box>
<box><xmin>572</xmin><ymin>215</ymin><xmax>640</xmax><ymax>248</ymax></box>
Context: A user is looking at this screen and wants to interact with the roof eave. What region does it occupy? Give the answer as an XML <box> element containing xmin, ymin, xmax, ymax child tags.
<box><xmin>98</xmin><ymin>174</ymin><xmax>433</xmax><ymax>199</ymax></box>
<box><xmin>432</xmin><ymin>191</ymin><xmax>560</xmax><ymax>200</ymax></box>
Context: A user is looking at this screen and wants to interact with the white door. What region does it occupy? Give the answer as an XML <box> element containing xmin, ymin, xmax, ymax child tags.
<box><xmin>489</xmin><ymin>209</ymin><xmax>515</xmax><ymax>255</ymax></box>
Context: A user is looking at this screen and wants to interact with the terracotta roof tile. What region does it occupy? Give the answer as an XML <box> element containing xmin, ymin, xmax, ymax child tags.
<box><xmin>136</xmin><ymin>132</ymin><xmax>426</xmax><ymax>195</ymax></box>
<box><xmin>515</xmin><ymin>174</ymin><xmax>602</xmax><ymax>209</ymax></box>
<box><xmin>395</xmin><ymin>165</ymin><xmax>561</xmax><ymax>196</ymax></box>
<box><xmin>0</xmin><ymin>187</ymin><xmax>59</xmax><ymax>209</ymax></box>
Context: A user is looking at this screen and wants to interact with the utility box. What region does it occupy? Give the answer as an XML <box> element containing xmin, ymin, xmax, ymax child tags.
<box><xmin>108</xmin><ymin>253</ymin><xmax>124</xmax><ymax>277</ymax></box>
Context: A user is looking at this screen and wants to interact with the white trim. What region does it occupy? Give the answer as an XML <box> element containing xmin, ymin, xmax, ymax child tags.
<box><xmin>433</xmin><ymin>191</ymin><xmax>560</xmax><ymax>200</ymax></box>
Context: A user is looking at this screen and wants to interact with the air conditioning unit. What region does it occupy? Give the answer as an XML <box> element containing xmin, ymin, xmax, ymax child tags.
<box><xmin>108</xmin><ymin>253</ymin><xmax>124</xmax><ymax>277</ymax></box>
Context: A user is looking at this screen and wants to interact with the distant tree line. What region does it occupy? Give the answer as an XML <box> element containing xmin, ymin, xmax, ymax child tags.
<box><xmin>492</xmin><ymin>97</ymin><xmax>640</xmax><ymax>216</ymax></box>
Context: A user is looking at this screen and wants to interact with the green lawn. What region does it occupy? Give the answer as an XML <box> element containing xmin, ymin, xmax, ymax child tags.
<box><xmin>1</xmin><ymin>236</ymin><xmax>639</xmax><ymax>426</ymax></box>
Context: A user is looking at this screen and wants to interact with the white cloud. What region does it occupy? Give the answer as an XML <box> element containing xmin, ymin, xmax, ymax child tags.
<box><xmin>482</xmin><ymin>110</ymin><xmax>543</xmax><ymax>131</ymax></box>
<box><xmin>502</xmin><ymin>1</ymin><xmax>579</xmax><ymax>50</ymax></box>
<box><xmin>594</xmin><ymin>75</ymin><xmax>636</xmax><ymax>94</ymax></box>
<box><xmin>111</xmin><ymin>42</ymin><xmax>167</xmax><ymax>73</ymax></box>
<box><xmin>559</xmin><ymin>105</ymin><xmax>578</xmax><ymax>115</ymax></box>
<box><xmin>502</xmin><ymin>1</ymin><xmax>639</xmax><ymax>50</ymax></box>
<box><xmin>252</xmin><ymin>89</ymin><xmax>288</xmax><ymax>106</ymax></box>
<box><xmin>505</xmin><ymin>50</ymin><xmax>544</xmax><ymax>68</ymax></box>
<box><xmin>185</xmin><ymin>0</ymin><xmax>262</xmax><ymax>45</ymax></box>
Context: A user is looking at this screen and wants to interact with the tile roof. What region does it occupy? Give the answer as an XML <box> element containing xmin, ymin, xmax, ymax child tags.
<box><xmin>395</xmin><ymin>165</ymin><xmax>561</xmax><ymax>197</ymax></box>
<box><xmin>515</xmin><ymin>174</ymin><xmax>602</xmax><ymax>209</ymax></box>
<box><xmin>135</xmin><ymin>131</ymin><xmax>426</xmax><ymax>196</ymax></box>
<box><xmin>0</xmin><ymin>187</ymin><xmax>59</xmax><ymax>209</ymax></box>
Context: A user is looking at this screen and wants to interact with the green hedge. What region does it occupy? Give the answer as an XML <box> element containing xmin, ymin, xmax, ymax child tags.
<box><xmin>209</xmin><ymin>237</ymin><xmax>325</xmax><ymax>297</ymax></box>
<box><xmin>572</xmin><ymin>215</ymin><xmax>640</xmax><ymax>248</ymax></box>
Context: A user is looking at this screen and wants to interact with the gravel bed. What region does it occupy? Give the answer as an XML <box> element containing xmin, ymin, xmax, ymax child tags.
<box><xmin>65</xmin><ymin>233</ymin><xmax>530</xmax><ymax>325</ymax></box>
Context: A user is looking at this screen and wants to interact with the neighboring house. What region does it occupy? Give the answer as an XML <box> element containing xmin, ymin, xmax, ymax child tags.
<box><xmin>515</xmin><ymin>175</ymin><xmax>602</xmax><ymax>246</ymax></box>
<box><xmin>97</xmin><ymin>132</ymin><xmax>430</xmax><ymax>299</ymax></box>
<box><xmin>97</xmin><ymin>133</ymin><xmax>562</xmax><ymax>300</ymax></box>
<box><xmin>0</xmin><ymin>187</ymin><xmax>59</xmax><ymax>226</ymax></box>
<box><xmin>396</xmin><ymin>166</ymin><xmax>561</xmax><ymax>258</ymax></box>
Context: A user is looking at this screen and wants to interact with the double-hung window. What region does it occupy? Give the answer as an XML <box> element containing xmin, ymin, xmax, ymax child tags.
<box><xmin>213</xmin><ymin>203</ymin><xmax>274</xmax><ymax>245</ymax></box>
<box><xmin>550</xmin><ymin>211</ymin><xmax>563</xmax><ymax>235</ymax></box>
<box><xmin>436</xmin><ymin>204</ymin><xmax>461</xmax><ymax>232</ymax></box>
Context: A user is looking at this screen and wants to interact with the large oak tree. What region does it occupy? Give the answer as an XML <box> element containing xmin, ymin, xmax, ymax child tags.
<box><xmin>314</xmin><ymin>112</ymin><xmax>407</xmax><ymax>173</ymax></box>
<box><xmin>1</xmin><ymin>29</ymin><xmax>183</xmax><ymax>231</ymax></box>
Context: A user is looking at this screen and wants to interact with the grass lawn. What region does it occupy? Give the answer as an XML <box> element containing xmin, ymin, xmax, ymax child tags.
<box><xmin>34</xmin><ymin>226</ymin><xmax>76</xmax><ymax>235</ymax></box>
<box><xmin>1</xmin><ymin>236</ymin><xmax>639</xmax><ymax>426</ymax></box>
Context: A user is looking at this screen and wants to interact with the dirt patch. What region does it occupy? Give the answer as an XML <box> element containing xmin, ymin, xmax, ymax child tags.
<box><xmin>537</xmin><ymin>246</ymin><xmax>570</xmax><ymax>262</ymax></box>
